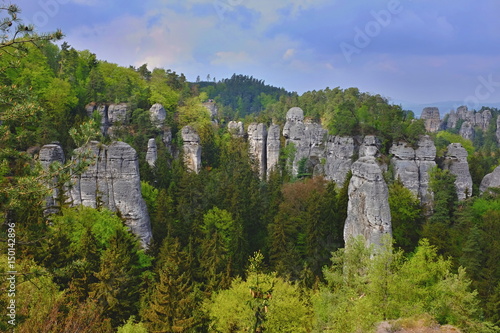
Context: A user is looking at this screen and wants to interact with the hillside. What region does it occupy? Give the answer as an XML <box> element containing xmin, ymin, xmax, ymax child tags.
<box><xmin>1</xmin><ymin>8</ymin><xmax>500</xmax><ymax>332</ymax></box>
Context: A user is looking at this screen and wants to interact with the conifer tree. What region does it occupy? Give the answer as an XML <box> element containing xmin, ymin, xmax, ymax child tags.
<box><xmin>142</xmin><ymin>237</ymin><xmax>197</xmax><ymax>332</ymax></box>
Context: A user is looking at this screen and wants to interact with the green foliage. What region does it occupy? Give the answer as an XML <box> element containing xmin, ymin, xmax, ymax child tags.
<box><xmin>388</xmin><ymin>180</ymin><xmax>423</xmax><ymax>252</ymax></box>
<box><xmin>436</xmin><ymin>131</ymin><xmax>475</xmax><ymax>158</ymax></box>
<box><xmin>117</xmin><ymin>317</ymin><xmax>148</xmax><ymax>333</ymax></box>
<box><xmin>204</xmin><ymin>254</ymin><xmax>312</xmax><ymax>333</ymax></box>
<box><xmin>313</xmin><ymin>237</ymin><xmax>490</xmax><ymax>332</ymax></box>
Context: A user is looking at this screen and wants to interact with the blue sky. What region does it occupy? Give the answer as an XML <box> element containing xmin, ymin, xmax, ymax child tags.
<box><xmin>18</xmin><ymin>0</ymin><xmax>500</xmax><ymax>110</ymax></box>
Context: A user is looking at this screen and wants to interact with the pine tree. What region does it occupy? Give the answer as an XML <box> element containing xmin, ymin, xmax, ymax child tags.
<box><xmin>90</xmin><ymin>228</ymin><xmax>144</xmax><ymax>327</ymax></box>
<box><xmin>142</xmin><ymin>237</ymin><xmax>197</xmax><ymax>332</ymax></box>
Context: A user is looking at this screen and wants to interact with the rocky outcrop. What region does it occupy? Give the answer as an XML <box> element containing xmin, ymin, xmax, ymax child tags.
<box><xmin>203</xmin><ymin>102</ymin><xmax>218</xmax><ymax>122</ymax></box>
<box><xmin>443</xmin><ymin>106</ymin><xmax>494</xmax><ymax>136</ymax></box>
<box><xmin>360</xmin><ymin>135</ymin><xmax>382</xmax><ymax>158</ymax></box>
<box><xmin>146</xmin><ymin>138</ymin><xmax>157</xmax><ymax>167</ymax></box>
<box><xmin>266</xmin><ymin>124</ymin><xmax>281</xmax><ymax>177</ymax></box>
<box><xmin>181</xmin><ymin>126</ymin><xmax>201</xmax><ymax>173</ymax></box>
<box><xmin>39</xmin><ymin>143</ymin><xmax>66</xmax><ymax>215</ymax></box>
<box><xmin>344</xmin><ymin>140</ymin><xmax>392</xmax><ymax>246</ymax></box>
<box><xmin>248</xmin><ymin>123</ymin><xmax>268</xmax><ymax>179</ymax></box>
<box><xmin>415</xmin><ymin>136</ymin><xmax>437</xmax><ymax>205</ymax></box>
<box><xmin>283</xmin><ymin>108</ymin><xmax>328</xmax><ymax>176</ymax></box>
<box><xmin>69</xmin><ymin>141</ymin><xmax>152</xmax><ymax>247</ymax></box>
<box><xmin>162</xmin><ymin>128</ymin><xmax>173</xmax><ymax>155</ymax></box>
<box><xmin>390</xmin><ymin>142</ymin><xmax>419</xmax><ymax>195</ymax></box>
<box><xmin>389</xmin><ymin>136</ymin><xmax>437</xmax><ymax>205</ymax></box>
<box><xmin>421</xmin><ymin>107</ymin><xmax>441</xmax><ymax>133</ymax></box>
<box><xmin>108</xmin><ymin>103</ymin><xmax>129</xmax><ymax>124</ymax></box>
<box><xmin>228</xmin><ymin>121</ymin><xmax>245</xmax><ymax>138</ymax></box>
<box><xmin>443</xmin><ymin>143</ymin><xmax>473</xmax><ymax>200</ymax></box>
<box><xmin>321</xmin><ymin>136</ymin><xmax>357</xmax><ymax>185</ymax></box>
<box><xmin>497</xmin><ymin>117</ymin><xmax>500</xmax><ymax>144</ymax></box>
<box><xmin>150</xmin><ymin>103</ymin><xmax>166</xmax><ymax>127</ymax></box>
<box><xmin>459</xmin><ymin>121</ymin><xmax>475</xmax><ymax>140</ymax></box>
<box><xmin>480</xmin><ymin>165</ymin><xmax>500</xmax><ymax>193</ymax></box>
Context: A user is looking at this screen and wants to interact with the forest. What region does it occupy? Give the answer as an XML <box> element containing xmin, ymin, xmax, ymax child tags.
<box><xmin>1</xmin><ymin>3</ymin><xmax>500</xmax><ymax>333</ymax></box>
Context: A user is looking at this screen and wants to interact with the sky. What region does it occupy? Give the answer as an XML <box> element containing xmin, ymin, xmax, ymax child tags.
<box><xmin>17</xmin><ymin>0</ymin><xmax>500</xmax><ymax>112</ymax></box>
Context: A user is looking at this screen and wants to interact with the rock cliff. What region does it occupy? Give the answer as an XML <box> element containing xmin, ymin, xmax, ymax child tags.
<box><xmin>443</xmin><ymin>143</ymin><xmax>473</xmax><ymax>200</ymax></box>
<box><xmin>146</xmin><ymin>138</ymin><xmax>157</xmax><ymax>167</ymax></box>
<box><xmin>480</xmin><ymin>165</ymin><xmax>500</xmax><ymax>193</ymax></box>
<box><xmin>321</xmin><ymin>136</ymin><xmax>357</xmax><ymax>185</ymax></box>
<box><xmin>459</xmin><ymin>121</ymin><xmax>475</xmax><ymax>140</ymax></box>
<box><xmin>344</xmin><ymin>137</ymin><xmax>392</xmax><ymax>246</ymax></box>
<box><xmin>228</xmin><ymin>121</ymin><xmax>245</xmax><ymax>138</ymax></box>
<box><xmin>266</xmin><ymin>124</ymin><xmax>281</xmax><ymax>177</ymax></box>
<box><xmin>149</xmin><ymin>103</ymin><xmax>166</xmax><ymax>127</ymax></box>
<box><xmin>442</xmin><ymin>106</ymin><xmax>494</xmax><ymax>138</ymax></box>
<box><xmin>248</xmin><ymin>123</ymin><xmax>268</xmax><ymax>179</ymax></box>
<box><xmin>39</xmin><ymin>143</ymin><xmax>66</xmax><ymax>215</ymax></box>
<box><xmin>420</xmin><ymin>107</ymin><xmax>441</xmax><ymax>133</ymax></box>
<box><xmin>181</xmin><ymin>126</ymin><xmax>202</xmax><ymax>173</ymax></box>
<box><xmin>415</xmin><ymin>136</ymin><xmax>437</xmax><ymax>205</ymax></box>
<box><xmin>69</xmin><ymin>141</ymin><xmax>152</xmax><ymax>247</ymax></box>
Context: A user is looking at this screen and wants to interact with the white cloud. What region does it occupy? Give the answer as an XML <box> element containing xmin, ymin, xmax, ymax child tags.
<box><xmin>283</xmin><ymin>48</ymin><xmax>295</xmax><ymax>60</ymax></box>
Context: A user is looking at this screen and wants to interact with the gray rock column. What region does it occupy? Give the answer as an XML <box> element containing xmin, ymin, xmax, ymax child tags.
<box><xmin>181</xmin><ymin>126</ymin><xmax>202</xmax><ymax>173</ymax></box>
<box><xmin>39</xmin><ymin>143</ymin><xmax>66</xmax><ymax>215</ymax></box>
<box><xmin>480</xmin><ymin>165</ymin><xmax>500</xmax><ymax>193</ymax></box>
<box><xmin>69</xmin><ymin>141</ymin><xmax>153</xmax><ymax>247</ymax></box>
<box><xmin>421</xmin><ymin>107</ymin><xmax>441</xmax><ymax>133</ymax></box>
<box><xmin>444</xmin><ymin>143</ymin><xmax>473</xmax><ymax>200</ymax></box>
<box><xmin>266</xmin><ymin>124</ymin><xmax>281</xmax><ymax>177</ymax></box>
<box><xmin>248</xmin><ymin>123</ymin><xmax>268</xmax><ymax>179</ymax></box>
<box><xmin>146</xmin><ymin>138</ymin><xmax>158</xmax><ymax>167</ymax></box>
<box><xmin>344</xmin><ymin>138</ymin><xmax>391</xmax><ymax>246</ymax></box>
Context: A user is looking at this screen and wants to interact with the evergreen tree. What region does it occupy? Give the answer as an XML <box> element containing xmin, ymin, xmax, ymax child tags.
<box><xmin>142</xmin><ymin>237</ymin><xmax>197</xmax><ymax>332</ymax></box>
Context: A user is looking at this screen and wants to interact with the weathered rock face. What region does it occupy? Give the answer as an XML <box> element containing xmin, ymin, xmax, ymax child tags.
<box><xmin>145</xmin><ymin>138</ymin><xmax>157</xmax><ymax>167</ymax></box>
<box><xmin>444</xmin><ymin>143</ymin><xmax>473</xmax><ymax>200</ymax></box>
<box><xmin>266</xmin><ymin>124</ymin><xmax>281</xmax><ymax>177</ymax></box>
<box><xmin>415</xmin><ymin>136</ymin><xmax>437</xmax><ymax>205</ymax></box>
<box><xmin>39</xmin><ymin>143</ymin><xmax>66</xmax><ymax>215</ymax></box>
<box><xmin>390</xmin><ymin>142</ymin><xmax>419</xmax><ymax>195</ymax></box>
<box><xmin>459</xmin><ymin>121</ymin><xmax>475</xmax><ymax>140</ymax></box>
<box><xmin>322</xmin><ymin>136</ymin><xmax>356</xmax><ymax>185</ymax></box>
<box><xmin>421</xmin><ymin>107</ymin><xmax>441</xmax><ymax>133</ymax></box>
<box><xmin>389</xmin><ymin>136</ymin><xmax>437</xmax><ymax>205</ymax></box>
<box><xmin>480</xmin><ymin>165</ymin><xmax>500</xmax><ymax>193</ymax></box>
<box><xmin>202</xmin><ymin>102</ymin><xmax>218</xmax><ymax>122</ymax></box>
<box><xmin>497</xmin><ymin>117</ymin><xmax>500</xmax><ymax>144</ymax></box>
<box><xmin>150</xmin><ymin>103</ymin><xmax>166</xmax><ymax>127</ymax></box>
<box><xmin>443</xmin><ymin>106</ymin><xmax>494</xmax><ymax>137</ymax></box>
<box><xmin>69</xmin><ymin>141</ymin><xmax>152</xmax><ymax>247</ymax></box>
<box><xmin>181</xmin><ymin>126</ymin><xmax>201</xmax><ymax>173</ymax></box>
<box><xmin>360</xmin><ymin>135</ymin><xmax>382</xmax><ymax>158</ymax></box>
<box><xmin>248</xmin><ymin>123</ymin><xmax>268</xmax><ymax>179</ymax></box>
<box><xmin>108</xmin><ymin>103</ymin><xmax>129</xmax><ymax>124</ymax></box>
<box><xmin>228</xmin><ymin>121</ymin><xmax>245</xmax><ymax>138</ymax></box>
<box><xmin>283</xmin><ymin>108</ymin><xmax>328</xmax><ymax>176</ymax></box>
<box><xmin>344</xmin><ymin>145</ymin><xmax>392</xmax><ymax>246</ymax></box>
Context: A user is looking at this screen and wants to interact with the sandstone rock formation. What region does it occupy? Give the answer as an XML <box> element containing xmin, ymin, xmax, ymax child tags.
<box><xmin>146</xmin><ymin>138</ymin><xmax>157</xmax><ymax>167</ymax></box>
<box><xmin>108</xmin><ymin>103</ymin><xmax>129</xmax><ymax>124</ymax></box>
<box><xmin>181</xmin><ymin>126</ymin><xmax>201</xmax><ymax>173</ymax></box>
<box><xmin>389</xmin><ymin>136</ymin><xmax>437</xmax><ymax>205</ymax></box>
<box><xmin>415</xmin><ymin>136</ymin><xmax>437</xmax><ymax>205</ymax></box>
<box><xmin>149</xmin><ymin>103</ymin><xmax>166</xmax><ymax>127</ymax></box>
<box><xmin>390</xmin><ymin>142</ymin><xmax>419</xmax><ymax>195</ymax></box>
<box><xmin>266</xmin><ymin>124</ymin><xmax>281</xmax><ymax>177</ymax></box>
<box><xmin>283</xmin><ymin>108</ymin><xmax>328</xmax><ymax>176</ymax></box>
<box><xmin>497</xmin><ymin>117</ymin><xmax>500</xmax><ymax>144</ymax></box>
<box><xmin>321</xmin><ymin>136</ymin><xmax>357</xmax><ymax>185</ymax></box>
<box><xmin>228</xmin><ymin>121</ymin><xmax>245</xmax><ymax>138</ymax></box>
<box><xmin>443</xmin><ymin>106</ymin><xmax>494</xmax><ymax>137</ymax></box>
<box><xmin>421</xmin><ymin>107</ymin><xmax>441</xmax><ymax>133</ymax></box>
<box><xmin>459</xmin><ymin>121</ymin><xmax>475</xmax><ymax>140</ymax></box>
<box><xmin>344</xmin><ymin>140</ymin><xmax>391</xmax><ymax>246</ymax></box>
<box><xmin>69</xmin><ymin>141</ymin><xmax>152</xmax><ymax>247</ymax></box>
<box><xmin>443</xmin><ymin>143</ymin><xmax>473</xmax><ymax>200</ymax></box>
<box><xmin>248</xmin><ymin>123</ymin><xmax>268</xmax><ymax>178</ymax></box>
<box><xmin>39</xmin><ymin>143</ymin><xmax>66</xmax><ymax>215</ymax></box>
<box><xmin>480</xmin><ymin>165</ymin><xmax>500</xmax><ymax>193</ymax></box>
<box><xmin>162</xmin><ymin>128</ymin><xmax>173</xmax><ymax>155</ymax></box>
<box><xmin>202</xmin><ymin>101</ymin><xmax>218</xmax><ymax>122</ymax></box>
